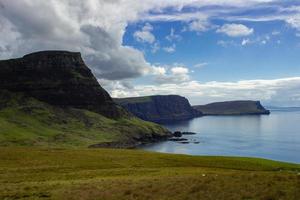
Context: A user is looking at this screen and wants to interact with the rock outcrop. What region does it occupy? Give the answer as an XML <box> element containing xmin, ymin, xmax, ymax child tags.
<box><xmin>114</xmin><ymin>95</ymin><xmax>202</xmax><ymax>123</ymax></box>
<box><xmin>0</xmin><ymin>51</ymin><xmax>125</xmax><ymax>118</ymax></box>
<box><xmin>193</xmin><ymin>100</ymin><xmax>270</xmax><ymax>115</ymax></box>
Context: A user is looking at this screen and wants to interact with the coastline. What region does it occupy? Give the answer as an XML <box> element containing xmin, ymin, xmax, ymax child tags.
<box><xmin>88</xmin><ymin>135</ymin><xmax>171</xmax><ymax>149</ymax></box>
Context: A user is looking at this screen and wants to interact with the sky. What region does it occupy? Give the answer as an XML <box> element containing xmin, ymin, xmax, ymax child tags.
<box><xmin>0</xmin><ymin>0</ymin><xmax>300</xmax><ymax>106</ymax></box>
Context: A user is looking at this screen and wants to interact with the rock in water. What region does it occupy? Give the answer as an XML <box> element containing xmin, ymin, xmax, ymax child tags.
<box><xmin>0</xmin><ymin>51</ymin><xmax>124</xmax><ymax>118</ymax></box>
<box><xmin>173</xmin><ymin>131</ymin><xmax>183</xmax><ymax>137</ymax></box>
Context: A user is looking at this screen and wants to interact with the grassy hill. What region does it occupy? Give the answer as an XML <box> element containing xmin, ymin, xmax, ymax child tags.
<box><xmin>0</xmin><ymin>90</ymin><xmax>169</xmax><ymax>148</ymax></box>
<box><xmin>0</xmin><ymin>147</ymin><xmax>299</xmax><ymax>200</ymax></box>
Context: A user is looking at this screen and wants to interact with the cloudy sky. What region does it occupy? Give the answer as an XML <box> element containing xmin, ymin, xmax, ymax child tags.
<box><xmin>1</xmin><ymin>0</ymin><xmax>300</xmax><ymax>106</ymax></box>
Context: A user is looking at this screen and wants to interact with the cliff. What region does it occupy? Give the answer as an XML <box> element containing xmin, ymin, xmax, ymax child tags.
<box><xmin>0</xmin><ymin>51</ymin><xmax>124</xmax><ymax>118</ymax></box>
<box><xmin>193</xmin><ymin>100</ymin><xmax>270</xmax><ymax>115</ymax></box>
<box><xmin>114</xmin><ymin>95</ymin><xmax>202</xmax><ymax>123</ymax></box>
<box><xmin>0</xmin><ymin>51</ymin><xmax>171</xmax><ymax>147</ymax></box>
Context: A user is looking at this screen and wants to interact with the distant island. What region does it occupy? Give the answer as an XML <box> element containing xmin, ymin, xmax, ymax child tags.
<box><xmin>193</xmin><ymin>100</ymin><xmax>270</xmax><ymax>115</ymax></box>
<box><xmin>114</xmin><ymin>95</ymin><xmax>202</xmax><ymax>123</ymax></box>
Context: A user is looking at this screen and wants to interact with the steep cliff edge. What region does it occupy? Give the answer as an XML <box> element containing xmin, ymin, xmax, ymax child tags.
<box><xmin>193</xmin><ymin>100</ymin><xmax>270</xmax><ymax>115</ymax></box>
<box><xmin>0</xmin><ymin>51</ymin><xmax>124</xmax><ymax>118</ymax></box>
<box><xmin>0</xmin><ymin>51</ymin><xmax>171</xmax><ymax>147</ymax></box>
<box><xmin>114</xmin><ymin>95</ymin><xmax>202</xmax><ymax>123</ymax></box>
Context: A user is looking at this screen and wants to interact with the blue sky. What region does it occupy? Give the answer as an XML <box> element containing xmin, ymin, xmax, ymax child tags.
<box><xmin>1</xmin><ymin>0</ymin><xmax>300</xmax><ymax>106</ymax></box>
<box><xmin>124</xmin><ymin>13</ymin><xmax>300</xmax><ymax>83</ymax></box>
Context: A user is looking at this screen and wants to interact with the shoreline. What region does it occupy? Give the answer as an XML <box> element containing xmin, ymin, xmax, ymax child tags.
<box><xmin>88</xmin><ymin>135</ymin><xmax>171</xmax><ymax>149</ymax></box>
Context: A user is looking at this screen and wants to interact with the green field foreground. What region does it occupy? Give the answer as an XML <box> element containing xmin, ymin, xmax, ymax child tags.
<box><xmin>0</xmin><ymin>147</ymin><xmax>299</xmax><ymax>200</ymax></box>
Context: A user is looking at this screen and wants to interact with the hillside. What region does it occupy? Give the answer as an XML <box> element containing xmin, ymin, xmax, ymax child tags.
<box><xmin>193</xmin><ymin>100</ymin><xmax>270</xmax><ymax>115</ymax></box>
<box><xmin>114</xmin><ymin>95</ymin><xmax>202</xmax><ymax>123</ymax></box>
<box><xmin>0</xmin><ymin>51</ymin><xmax>171</xmax><ymax>147</ymax></box>
<box><xmin>0</xmin><ymin>51</ymin><xmax>124</xmax><ymax>118</ymax></box>
<box><xmin>0</xmin><ymin>147</ymin><xmax>299</xmax><ymax>200</ymax></box>
<box><xmin>0</xmin><ymin>90</ymin><xmax>170</xmax><ymax>148</ymax></box>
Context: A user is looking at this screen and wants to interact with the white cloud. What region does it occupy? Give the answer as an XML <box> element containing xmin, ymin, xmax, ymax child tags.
<box><xmin>0</xmin><ymin>1</ymin><xmax>292</xmax><ymax>65</ymax></box>
<box><xmin>166</xmin><ymin>28</ymin><xmax>181</xmax><ymax>41</ymax></box>
<box><xmin>271</xmin><ymin>30</ymin><xmax>280</xmax><ymax>35</ymax></box>
<box><xmin>163</xmin><ymin>44</ymin><xmax>176</xmax><ymax>53</ymax></box>
<box><xmin>171</xmin><ymin>66</ymin><xmax>189</xmax><ymax>74</ymax></box>
<box><xmin>194</xmin><ymin>62</ymin><xmax>209</xmax><ymax>68</ymax></box>
<box><xmin>242</xmin><ymin>38</ymin><xmax>251</xmax><ymax>46</ymax></box>
<box><xmin>222</xmin><ymin>7</ymin><xmax>300</xmax><ymax>34</ymax></box>
<box><xmin>141</xmin><ymin>1</ymin><xmax>276</xmax><ymax>23</ymax></box>
<box><xmin>217</xmin><ymin>24</ymin><xmax>254</xmax><ymax>37</ymax></box>
<box><xmin>0</xmin><ymin>0</ymin><xmax>284</xmax><ymax>83</ymax></box>
<box><xmin>217</xmin><ymin>40</ymin><xmax>236</xmax><ymax>47</ymax></box>
<box><xmin>152</xmin><ymin>64</ymin><xmax>190</xmax><ymax>84</ymax></box>
<box><xmin>286</xmin><ymin>15</ymin><xmax>300</xmax><ymax>31</ymax></box>
<box><xmin>134</xmin><ymin>23</ymin><xmax>156</xmax><ymax>44</ymax></box>
<box><xmin>2</xmin><ymin>0</ymin><xmax>270</xmax><ymax>81</ymax></box>
<box><xmin>219</xmin><ymin>33</ymin><xmax>277</xmax><ymax>47</ymax></box>
<box><xmin>151</xmin><ymin>42</ymin><xmax>160</xmax><ymax>53</ymax></box>
<box><xmin>0</xmin><ymin>0</ymin><xmax>157</xmax><ymax>81</ymax></box>
<box><xmin>108</xmin><ymin>77</ymin><xmax>300</xmax><ymax>106</ymax></box>
<box><xmin>151</xmin><ymin>66</ymin><xmax>166</xmax><ymax>75</ymax></box>
<box><xmin>98</xmin><ymin>79</ymin><xmax>139</xmax><ymax>98</ymax></box>
<box><xmin>188</xmin><ymin>19</ymin><xmax>211</xmax><ymax>32</ymax></box>
<box><xmin>256</xmin><ymin>35</ymin><xmax>271</xmax><ymax>45</ymax></box>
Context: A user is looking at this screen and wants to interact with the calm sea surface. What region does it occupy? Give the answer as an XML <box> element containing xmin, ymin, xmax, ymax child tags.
<box><xmin>140</xmin><ymin>108</ymin><xmax>300</xmax><ymax>163</ymax></box>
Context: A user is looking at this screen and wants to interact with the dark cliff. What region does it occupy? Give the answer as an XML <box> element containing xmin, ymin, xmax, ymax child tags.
<box><xmin>0</xmin><ymin>51</ymin><xmax>125</xmax><ymax>118</ymax></box>
<box><xmin>114</xmin><ymin>95</ymin><xmax>202</xmax><ymax>123</ymax></box>
<box><xmin>193</xmin><ymin>100</ymin><xmax>270</xmax><ymax>115</ymax></box>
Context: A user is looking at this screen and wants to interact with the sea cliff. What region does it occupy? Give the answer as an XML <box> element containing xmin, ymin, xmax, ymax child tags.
<box><xmin>115</xmin><ymin>95</ymin><xmax>202</xmax><ymax>123</ymax></box>
<box><xmin>193</xmin><ymin>100</ymin><xmax>270</xmax><ymax>115</ymax></box>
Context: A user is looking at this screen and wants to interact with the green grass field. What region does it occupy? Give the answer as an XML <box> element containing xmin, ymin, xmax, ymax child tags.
<box><xmin>1</xmin><ymin>147</ymin><xmax>299</xmax><ymax>200</ymax></box>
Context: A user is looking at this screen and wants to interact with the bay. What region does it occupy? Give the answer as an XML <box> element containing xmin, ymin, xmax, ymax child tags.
<box><xmin>140</xmin><ymin>108</ymin><xmax>300</xmax><ymax>163</ymax></box>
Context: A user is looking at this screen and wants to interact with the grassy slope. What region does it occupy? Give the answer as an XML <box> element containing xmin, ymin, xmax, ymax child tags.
<box><xmin>0</xmin><ymin>91</ymin><xmax>168</xmax><ymax>147</ymax></box>
<box><xmin>0</xmin><ymin>147</ymin><xmax>299</xmax><ymax>200</ymax></box>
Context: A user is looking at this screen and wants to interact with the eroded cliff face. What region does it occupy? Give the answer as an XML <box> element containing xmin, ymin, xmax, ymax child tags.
<box><xmin>115</xmin><ymin>95</ymin><xmax>202</xmax><ymax>123</ymax></box>
<box><xmin>0</xmin><ymin>51</ymin><xmax>124</xmax><ymax>118</ymax></box>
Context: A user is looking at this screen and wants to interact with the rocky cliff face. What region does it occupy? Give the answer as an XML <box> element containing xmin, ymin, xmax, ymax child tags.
<box><xmin>115</xmin><ymin>95</ymin><xmax>202</xmax><ymax>123</ymax></box>
<box><xmin>0</xmin><ymin>51</ymin><xmax>124</xmax><ymax>118</ymax></box>
<box><xmin>193</xmin><ymin>100</ymin><xmax>270</xmax><ymax>115</ymax></box>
